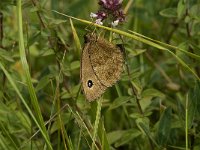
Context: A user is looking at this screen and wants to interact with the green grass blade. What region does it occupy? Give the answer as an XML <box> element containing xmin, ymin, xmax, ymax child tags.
<box><xmin>128</xmin><ymin>30</ymin><xmax>200</xmax><ymax>61</ymax></box>
<box><xmin>0</xmin><ymin>122</ymin><xmax>18</xmax><ymax>150</ymax></box>
<box><xmin>0</xmin><ymin>134</ymin><xmax>11</xmax><ymax>150</ymax></box>
<box><xmin>70</xmin><ymin>18</ymin><xmax>81</xmax><ymax>57</ymax></box>
<box><xmin>92</xmin><ymin>97</ymin><xmax>102</xmax><ymax>150</ymax></box>
<box><xmin>17</xmin><ymin>0</ymin><xmax>52</xmax><ymax>149</ymax></box>
<box><xmin>185</xmin><ymin>94</ymin><xmax>188</xmax><ymax>150</ymax></box>
<box><xmin>0</xmin><ymin>63</ymin><xmax>52</xmax><ymax>149</ymax></box>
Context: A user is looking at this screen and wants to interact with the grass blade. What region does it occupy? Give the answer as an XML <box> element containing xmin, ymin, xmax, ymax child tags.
<box><xmin>17</xmin><ymin>0</ymin><xmax>52</xmax><ymax>149</ymax></box>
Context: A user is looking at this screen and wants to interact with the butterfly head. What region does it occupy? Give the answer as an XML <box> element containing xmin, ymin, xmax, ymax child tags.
<box><xmin>84</xmin><ymin>33</ymin><xmax>98</xmax><ymax>43</ymax></box>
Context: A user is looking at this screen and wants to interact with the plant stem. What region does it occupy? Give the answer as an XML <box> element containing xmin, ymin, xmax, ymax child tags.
<box><xmin>92</xmin><ymin>98</ymin><xmax>102</xmax><ymax>150</ymax></box>
<box><xmin>185</xmin><ymin>94</ymin><xmax>188</xmax><ymax>150</ymax></box>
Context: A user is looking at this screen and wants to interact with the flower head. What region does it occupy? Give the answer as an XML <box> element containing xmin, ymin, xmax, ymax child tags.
<box><xmin>96</xmin><ymin>11</ymin><xmax>107</xmax><ymax>20</ymax></box>
<box><xmin>95</xmin><ymin>18</ymin><xmax>103</xmax><ymax>25</ymax></box>
<box><xmin>113</xmin><ymin>9</ymin><xmax>125</xmax><ymax>22</ymax></box>
<box><xmin>99</xmin><ymin>0</ymin><xmax>123</xmax><ymax>11</ymax></box>
<box><xmin>111</xmin><ymin>19</ymin><xmax>119</xmax><ymax>27</ymax></box>
<box><xmin>90</xmin><ymin>0</ymin><xmax>125</xmax><ymax>26</ymax></box>
<box><xmin>90</xmin><ymin>12</ymin><xmax>98</xmax><ymax>18</ymax></box>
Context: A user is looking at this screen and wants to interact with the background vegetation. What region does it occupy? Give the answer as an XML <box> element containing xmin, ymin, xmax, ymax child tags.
<box><xmin>0</xmin><ymin>0</ymin><xmax>200</xmax><ymax>149</ymax></box>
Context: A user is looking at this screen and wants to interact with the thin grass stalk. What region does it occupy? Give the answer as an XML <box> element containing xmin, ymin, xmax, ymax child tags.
<box><xmin>16</xmin><ymin>0</ymin><xmax>52</xmax><ymax>149</ymax></box>
<box><xmin>0</xmin><ymin>134</ymin><xmax>9</xmax><ymax>150</ymax></box>
<box><xmin>0</xmin><ymin>122</ymin><xmax>18</xmax><ymax>149</ymax></box>
<box><xmin>0</xmin><ymin>63</ymin><xmax>51</xmax><ymax>149</ymax></box>
<box><xmin>185</xmin><ymin>94</ymin><xmax>188</xmax><ymax>150</ymax></box>
<box><xmin>92</xmin><ymin>98</ymin><xmax>102</xmax><ymax>150</ymax></box>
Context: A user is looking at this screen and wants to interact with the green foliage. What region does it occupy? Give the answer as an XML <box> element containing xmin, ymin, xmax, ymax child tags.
<box><xmin>0</xmin><ymin>0</ymin><xmax>200</xmax><ymax>149</ymax></box>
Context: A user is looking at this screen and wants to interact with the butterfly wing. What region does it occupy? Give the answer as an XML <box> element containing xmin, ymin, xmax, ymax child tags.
<box><xmin>88</xmin><ymin>36</ymin><xmax>124</xmax><ymax>87</ymax></box>
<box><xmin>80</xmin><ymin>42</ymin><xmax>107</xmax><ymax>101</ymax></box>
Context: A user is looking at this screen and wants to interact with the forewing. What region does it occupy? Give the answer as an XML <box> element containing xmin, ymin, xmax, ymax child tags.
<box><xmin>89</xmin><ymin>37</ymin><xmax>124</xmax><ymax>87</ymax></box>
<box><xmin>81</xmin><ymin>43</ymin><xmax>107</xmax><ymax>101</ymax></box>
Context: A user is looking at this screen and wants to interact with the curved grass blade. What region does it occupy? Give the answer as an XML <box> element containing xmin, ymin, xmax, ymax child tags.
<box><xmin>17</xmin><ymin>0</ymin><xmax>52</xmax><ymax>149</ymax></box>
<box><xmin>70</xmin><ymin>18</ymin><xmax>81</xmax><ymax>57</ymax></box>
<box><xmin>128</xmin><ymin>30</ymin><xmax>200</xmax><ymax>61</ymax></box>
<box><xmin>0</xmin><ymin>62</ymin><xmax>52</xmax><ymax>149</ymax></box>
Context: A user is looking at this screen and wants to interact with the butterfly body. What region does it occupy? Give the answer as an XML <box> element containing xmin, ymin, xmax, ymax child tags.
<box><xmin>80</xmin><ymin>34</ymin><xmax>124</xmax><ymax>101</ymax></box>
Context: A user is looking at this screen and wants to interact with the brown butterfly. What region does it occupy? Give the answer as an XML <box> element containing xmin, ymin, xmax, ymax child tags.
<box><xmin>80</xmin><ymin>33</ymin><xmax>124</xmax><ymax>101</ymax></box>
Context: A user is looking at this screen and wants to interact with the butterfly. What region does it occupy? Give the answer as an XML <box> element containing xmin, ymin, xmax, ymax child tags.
<box><xmin>80</xmin><ymin>33</ymin><xmax>124</xmax><ymax>101</ymax></box>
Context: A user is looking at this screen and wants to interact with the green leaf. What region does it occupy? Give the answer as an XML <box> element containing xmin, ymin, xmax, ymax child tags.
<box><xmin>140</xmin><ymin>88</ymin><xmax>165</xmax><ymax>111</ymax></box>
<box><xmin>136</xmin><ymin>117</ymin><xmax>150</xmax><ymax>134</ymax></box>
<box><xmin>177</xmin><ymin>0</ymin><xmax>186</xmax><ymax>19</ymax></box>
<box><xmin>142</xmin><ymin>88</ymin><xmax>165</xmax><ymax>100</ymax></box>
<box><xmin>30</xmin><ymin>6</ymin><xmax>39</xmax><ymax>12</ymax></box>
<box><xmin>156</xmin><ymin>107</ymin><xmax>172</xmax><ymax>146</ymax></box>
<box><xmin>159</xmin><ymin>8</ymin><xmax>177</xmax><ymax>18</ymax></box>
<box><xmin>0</xmin><ymin>0</ymin><xmax>16</xmax><ymax>6</ymax></box>
<box><xmin>188</xmin><ymin>81</ymin><xmax>200</xmax><ymax>128</ymax></box>
<box><xmin>136</xmin><ymin>117</ymin><xmax>159</xmax><ymax>148</ymax></box>
<box><xmin>130</xmin><ymin>112</ymin><xmax>143</xmax><ymax>119</ymax></box>
<box><xmin>107</xmin><ymin>130</ymin><xmax>126</xmax><ymax>145</ymax></box>
<box><xmin>70</xmin><ymin>60</ymin><xmax>80</xmax><ymax>70</ymax></box>
<box><xmin>61</xmin><ymin>84</ymin><xmax>81</xmax><ymax>99</ymax></box>
<box><xmin>114</xmin><ymin>129</ymin><xmax>141</xmax><ymax>147</ymax></box>
<box><xmin>0</xmin><ymin>48</ymin><xmax>14</xmax><ymax>62</ymax></box>
<box><xmin>27</xmin><ymin>31</ymin><xmax>41</xmax><ymax>46</ymax></box>
<box><xmin>121</xmin><ymin>71</ymin><xmax>141</xmax><ymax>81</ymax></box>
<box><xmin>108</xmin><ymin>96</ymin><xmax>132</xmax><ymax>110</ymax></box>
<box><xmin>136</xmin><ymin>117</ymin><xmax>159</xmax><ymax>147</ymax></box>
<box><xmin>35</xmin><ymin>75</ymin><xmax>51</xmax><ymax>92</ymax></box>
<box><xmin>40</xmin><ymin>49</ymin><xmax>54</xmax><ymax>56</ymax></box>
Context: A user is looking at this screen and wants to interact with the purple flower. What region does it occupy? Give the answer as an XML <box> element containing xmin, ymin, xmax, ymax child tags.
<box><xmin>90</xmin><ymin>0</ymin><xmax>125</xmax><ymax>26</ymax></box>
<box><xmin>113</xmin><ymin>9</ymin><xmax>125</xmax><ymax>22</ymax></box>
<box><xmin>96</xmin><ymin>11</ymin><xmax>107</xmax><ymax>20</ymax></box>
<box><xmin>99</xmin><ymin>0</ymin><xmax>123</xmax><ymax>11</ymax></box>
<box><xmin>95</xmin><ymin>19</ymin><xmax>103</xmax><ymax>25</ymax></box>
